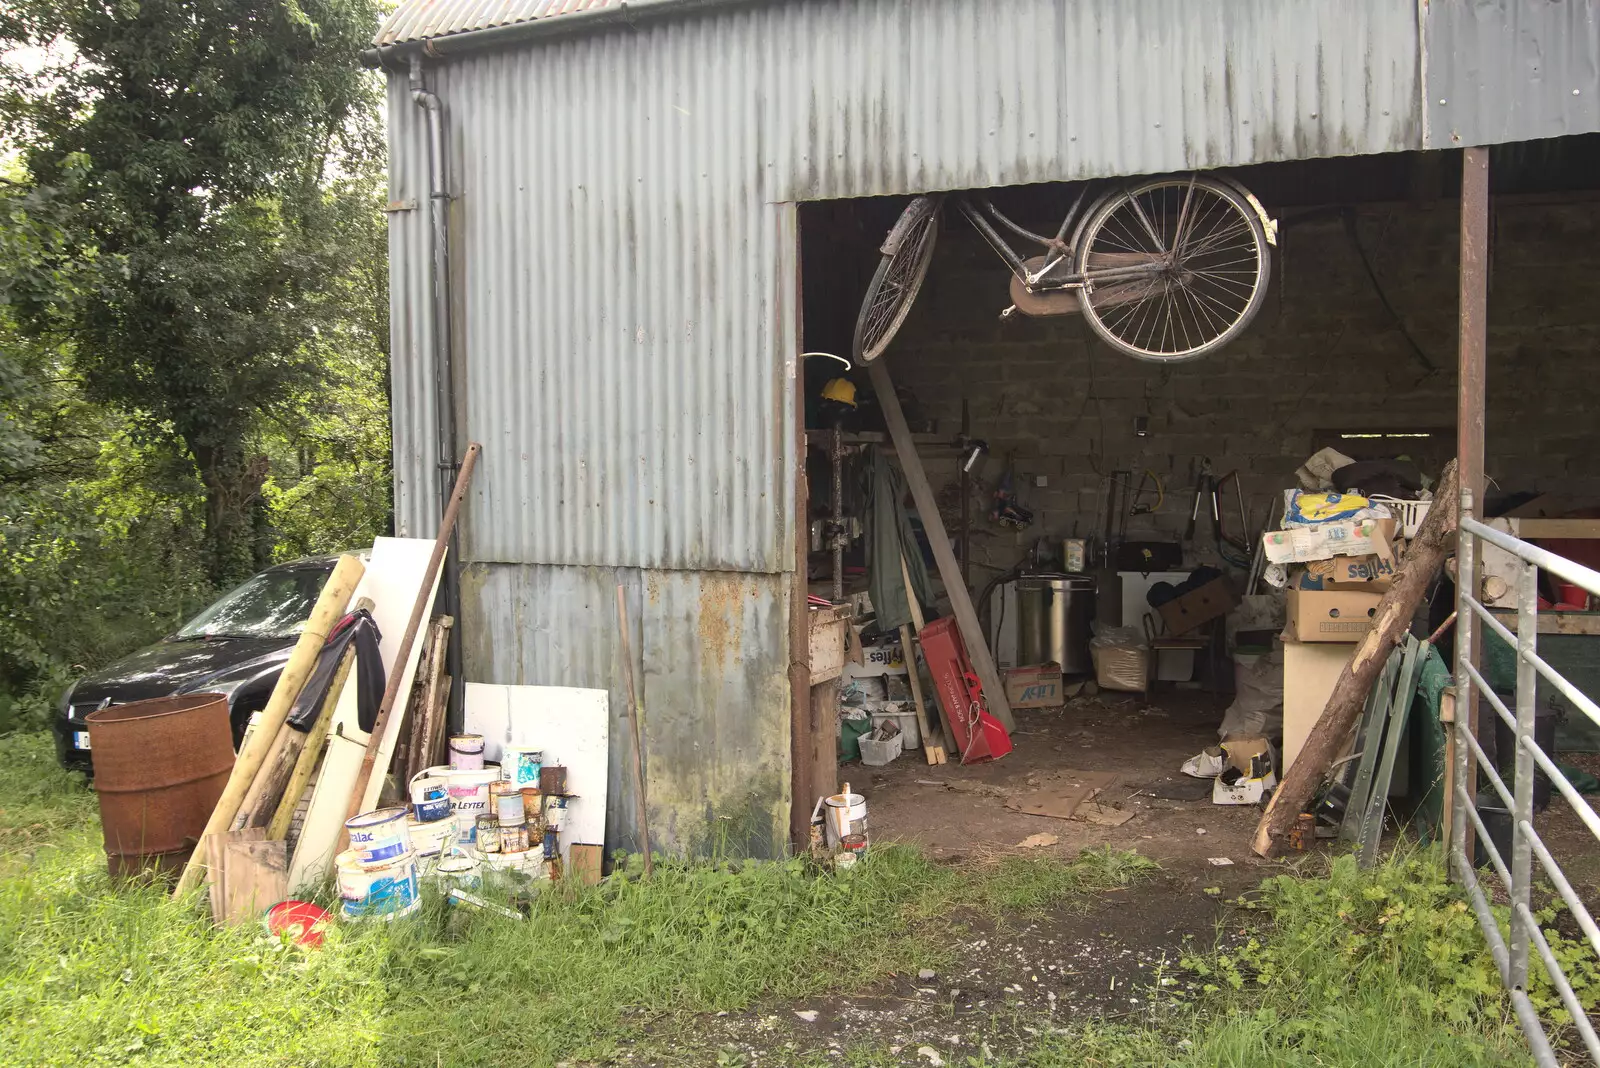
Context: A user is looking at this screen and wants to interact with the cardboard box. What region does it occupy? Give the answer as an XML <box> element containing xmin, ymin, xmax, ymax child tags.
<box><xmin>1261</xmin><ymin>518</ymin><xmax>1393</xmax><ymax>565</ymax></box>
<box><xmin>1295</xmin><ymin>553</ymin><xmax>1396</xmax><ymax>592</ymax></box>
<box><xmin>845</xmin><ymin>641</ymin><xmax>906</xmax><ymax>677</ymax></box>
<box><xmin>1005</xmin><ymin>663</ymin><xmax>1064</xmax><ymax>708</ymax></box>
<box><xmin>1157</xmin><ymin>577</ymin><xmax>1239</xmax><ymax>635</ymax></box>
<box><xmin>1283</xmin><ymin>588</ymin><xmax>1383</xmax><ymax>642</ymax></box>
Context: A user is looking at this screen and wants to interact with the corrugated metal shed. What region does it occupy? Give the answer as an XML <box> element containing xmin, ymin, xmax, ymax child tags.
<box><xmin>380</xmin><ymin>0</ymin><xmax>1600</xmax><ymax>857</ymax></box>
<box><xmin>1423</xmin><ymin>0</ymin><xmax>1600</xmax><ymax>150</ymax></box>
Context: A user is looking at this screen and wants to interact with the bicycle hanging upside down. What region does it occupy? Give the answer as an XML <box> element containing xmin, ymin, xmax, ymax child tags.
<box><xmin>854</xmin><ymin>172</ymin><xmax>1277</xmax><ymax>365</ymax></box>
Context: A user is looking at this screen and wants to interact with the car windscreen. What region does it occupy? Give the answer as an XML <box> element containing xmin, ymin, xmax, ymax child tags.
<box><xmin>175</xmin><ymin>567</ymin><xmax>329</xmax><ymax>640</ymax></box>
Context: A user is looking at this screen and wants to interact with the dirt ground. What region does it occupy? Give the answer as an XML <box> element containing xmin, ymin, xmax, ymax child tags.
<box><xmin>864</xmin><ymin>689</ymin><xmax>1269</xmax><ymax>880</ymax></box>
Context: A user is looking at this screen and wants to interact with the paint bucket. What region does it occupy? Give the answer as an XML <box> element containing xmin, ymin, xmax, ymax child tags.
<box><xmin>491</xmin><ymin>780</ymin><xmax>525</xmax><ymax>825</ymax></box>
<box><xmin>539</xmin><ymin>765</ymin><xmax>567</xmax><ymax>795</ymax></box>
<box><xmin>407</xmin><ymin>816</ymin><xmax>455</xmax><ymax>858</ymax></box>
<box><xmin>543</xmin><ymin>795</ymin><xmax>569</xmax><ymax>831</ymax></box>
<box><xmin>445</xmin><ymin>768</ymin><xmax>498</xmax><ymax>842</ymax></box>
<box><xmin>543</xmin><ymin>827</ymin><xmax>559</xmax><ymax>860</ymax></box>
<box><xmin>823</xmin><ymin>787</ymin><xmax>868</xmax><ymax>849</ymax></box>
<box><xmin>499</xmin><ymin>820</ymin><xmax>530</xmax><ymax>854</ymax></box>
<box><xmin>449</xmin><ymin>734</ymin><xmax>486</xmax><ymax>771</ymax></box>
<box><xmin>502</xmin><ymin>747</ymin><xmax>544</xmax><ymax>790</ymax></box>
<box><xmin>345</xmin><ymin>807</ymin><xmax>413</xmax><ymax>867</ymax></box>
<box><xmin>476</xmin><ymin>814</ymin><xmax>501</xmax><ymax>853</ymax></box>
<box><xmin>410</xmin><ymin>776</ymin><xmax>451</xmax><ymax>823</ymax></box>
<box><xmin>336</xmin><ymin>849</ymin><xmax>419</xmax><ymax>921</ymax></box>
<box><xmin>839</xmin><ymin>833</ymin><xmax>867</xmax><ymax>855</ymax></box>
<box><xmin>434</xmin><ymin>855</ymin><xmax>481</xmax><ymax>892</ymax></box>
<box><xmin>520</xmin><ymin>787</ymin><xmax>542</xmax><ymax>823</ymax></box>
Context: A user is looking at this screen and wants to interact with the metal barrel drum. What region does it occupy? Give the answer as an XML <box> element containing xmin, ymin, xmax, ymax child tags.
<box><xmin>84</xmin><ymin>693</ymin><xmax>235</xmax><ymax>879</ymax></box>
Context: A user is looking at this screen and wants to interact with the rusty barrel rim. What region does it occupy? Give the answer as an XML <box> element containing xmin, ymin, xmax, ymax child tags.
<box><xmin>85</xmin><ymin>692</ymin><xmax>230</xmax><ymax>726</ymax></box>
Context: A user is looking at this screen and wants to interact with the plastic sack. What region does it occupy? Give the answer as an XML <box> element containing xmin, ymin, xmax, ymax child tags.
<box><xmin>1218</xmin><ymin>643</ymin><xmax>1284</xmax><ymax>739</ymax></box>
<box><xmin>1283</xmin><ymin>490</ymin><xmax>1371</xmax><ymax>526</ymax></box>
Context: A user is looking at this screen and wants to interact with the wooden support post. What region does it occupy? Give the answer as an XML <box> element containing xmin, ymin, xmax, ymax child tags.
<box><xmin>867</xmin><ymin>357</ymin><xmax>1014</xmax><ymax>732</ymax></box>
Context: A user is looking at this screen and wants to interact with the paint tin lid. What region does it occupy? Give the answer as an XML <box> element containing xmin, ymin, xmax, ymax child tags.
<box><xmin>264</xmin><ymin>900</ymin><xmax>331</xmax><ymax>947</ymax></box>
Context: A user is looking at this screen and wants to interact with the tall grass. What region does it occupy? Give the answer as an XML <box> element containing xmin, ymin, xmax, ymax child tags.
<box><xmin>0</xmin><ymin>733</ymin><xmax>1153</xmax><ymax>1067</ymax></box>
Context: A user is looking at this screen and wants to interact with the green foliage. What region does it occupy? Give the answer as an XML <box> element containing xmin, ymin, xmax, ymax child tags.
<box><xmin>0</xmin><ymin>739</ymin><xmax>1157</xmax><ymax>1066</ymax></box>
<box><xmin>2</xmin><ymin>0</ymin><xmax>388</xmax><ymax>585</ymax></box>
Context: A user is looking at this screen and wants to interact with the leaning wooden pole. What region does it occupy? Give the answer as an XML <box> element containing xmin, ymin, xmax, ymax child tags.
<box><xmin>615</xmin><ymin>586</ymin><xmax>653</xmax><ymax>876</ymax></box>
<box><xmin>866</xmin><ymin>358</ymin><xmax>1014</xmax><ymax>732</ymax></box>
<box><xmin>1252</xmin><ymin>460</ymin><xmax>1459</xmax><ymax>858</ymax></box>
<box><xmin>174</xmin><ymin>553</ymin><xmax>366</xmax><ymax>897</ymax></box>
<box><xmin>338</xmin><ymin>443</ymin><xmax>481</xmax><ymax>844</ymax></box>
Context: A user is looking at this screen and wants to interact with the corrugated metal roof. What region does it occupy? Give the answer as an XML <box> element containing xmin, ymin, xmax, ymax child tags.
<box><xmin>375</xmin><ymin>0</ymin><xmax>619</xmax><ymax>47</ymax></box>
<box><xmin>1423</xmin><ymin>0</ymin><xmax>1600</xmax><ymax>149</ymax></box>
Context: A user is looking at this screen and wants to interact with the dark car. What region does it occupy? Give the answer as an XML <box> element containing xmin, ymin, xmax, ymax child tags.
<box><xmin>53</xmin><ymin>555</ymin><xmax>343</xmax><ymax>773</ymax></box>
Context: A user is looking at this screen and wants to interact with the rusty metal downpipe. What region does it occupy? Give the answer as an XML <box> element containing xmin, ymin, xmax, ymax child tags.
<box><xmin>85</xmin><ymin>694</ymin><xmax>235</xmax><ymax>880</ymax></box>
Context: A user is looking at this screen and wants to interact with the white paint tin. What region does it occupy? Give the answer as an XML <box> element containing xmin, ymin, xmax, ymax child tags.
<box><xmin>449</xmin><ymin>734</ymin><xmax>485</xmax><ymax>771</ymax></box>
<box><xmin>345</xmin><ymin>807</ymin><xmax>413</xmax><ymax>867</ymax></box>
<box><xmin>406</xmin><ymin>816</ymin><xmax>455</xmax><ymax>858</ymax></box>
<box><xmin>502</xmin><ymin>747</ymin><xmax>544</xmax><ymax>789</ymax></box>
<box><xmin>823</xmin><ymin>791</ymin><xmax>868</xmax><ymax>849</ymax></box>
<box><xmin>337</xmin><ymin>849</ymin><xmax>419</xmax><ymax>921</ymax></box>
<box><xmin>445</xmin><ymin>767</ymin><xmax>499</xmax><ymax>842</ymax></box>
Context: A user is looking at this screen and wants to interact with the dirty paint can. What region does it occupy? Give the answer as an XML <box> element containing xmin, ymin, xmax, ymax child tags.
<box><xmin>823</xmin><ymin>788</ymin><xmax>868</xmax><ymax>849</ymax></box>
<box><xmin>499</xmin><ymin>820</ymin><xmax>530</xmax><ymax>854</ymax></box>
<box><xmin>449</xmin><ymin>734</ymin><xmax>485</xmax><ymax>771</ymax></box>
<box><xmin>834</xmin><ymin>850</ymin><xmax>858</xmax><ymax>872</ymax></box>
<box><xmin>410</xmin><ymin>775</ymin><xmax>451</xmax><ymax>823</ymax></box>
<box><xmin>502</xmin><ymin>747</ymin><xmax>544</xmax><ymax>790</ymax></box>
<box><xmin>839</xmin><ymin>833</ymin><xmax>867</xmax><ymax>856</ymax></box>
<box><xmin>445</xmin><ymin>768</ymin><xmax>498</xmax><ymax>841</ymax></box>
<box><xmin>345</xmin><ymin>807</ymin><xmax>413</xmax><ymax>867</ymax></box>
<box><xmin>434</xmin><ymin>855</ymin><xmax>481</xmax><ymax>891</ymax></box>
<box><xmin>543</xmin><ymin>794</ymin><xmax>568</xmax><ymax>831</ymax></box>
<box><xmin>476</xmin><ymin>814</ymin><xmax>501</xmax><ymax>853</ymax></box>
<box><xmin>337</xmin><ymin>849</ymin><xmax>419</xmax><ymax>921</ymax></box>
<box><xmin>539</xmin><ymin>765</ymin><xmax>567</xmax><ymax>796</ymax></box>
<box><xmin>520</xmin><ymin>786</ymin><xmax>542</xmax><ymax>820</ymax></box>
<box><xmin>1290</xmin><ymin>812</ymin><xmax>1316</xmax><ymax>851</ymax></box>
<box><xmin>406</xmin><ymin>816</ymin><xmax>455</xmax><ymax>858</ymax></box>
<box><xmin>490</xmin><ymin>780</ymin><xmax>525</xmax><ymax>825</ymax></box>
<box><xmin>542</xmin><ymin>826</ymin><xmax>559</xmax><ymax>860</ymax></box>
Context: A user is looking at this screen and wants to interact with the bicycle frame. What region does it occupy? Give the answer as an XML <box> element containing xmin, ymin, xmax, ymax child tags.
<box><xmin>956</xmin><ymin>187</ymin><xmax>1163</xmax><ymax>292</ymax></box>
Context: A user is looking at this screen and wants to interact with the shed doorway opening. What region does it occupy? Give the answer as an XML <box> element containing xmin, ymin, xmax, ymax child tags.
<box><xmin>793</xmin><ymin>141</ymin><xmax>1600</xmax><ymax>876</ymax></box>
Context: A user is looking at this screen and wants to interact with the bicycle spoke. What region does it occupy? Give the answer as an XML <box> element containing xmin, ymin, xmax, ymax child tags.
<box><xmin>1126</xmin><ymin>192</ymin><xmax>1166</xmax><ymax>253</ymax></box>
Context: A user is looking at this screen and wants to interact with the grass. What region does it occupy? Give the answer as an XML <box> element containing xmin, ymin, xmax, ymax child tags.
<box><xmin>0</xmin><ymin>728</ymin><xmax>1578</xmax><ymax>1067</ymax></box>
<box><xmin>0</xmin><ymin>732</ymin><xmax>1153</xmax><ymax>1067</ymax></box>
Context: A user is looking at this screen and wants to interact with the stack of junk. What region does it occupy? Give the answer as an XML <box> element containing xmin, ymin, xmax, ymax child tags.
<box><xmin>81</xmin><ymin>445</ymin><xmax>613</xmax><ymax>930</ymax></box>
<box><xmin>1179</xmin><ymin>446</ymin><xmax>1436</xmax><ymax>809</ymax></box>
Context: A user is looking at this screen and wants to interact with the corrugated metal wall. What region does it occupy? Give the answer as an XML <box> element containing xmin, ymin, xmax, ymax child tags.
<box><xmin>1423</xmin><ymin>0</ymin><xmax>1600</xmax><ymax>150</ymax></box>
<box><xmin>383</xmin><ymin>0</ymin><xmax>1596</xmax><ymax>858</ymax></box>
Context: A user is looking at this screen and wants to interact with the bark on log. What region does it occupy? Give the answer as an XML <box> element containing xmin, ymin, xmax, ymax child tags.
<box><xmin>1251</xmin><ymin>460</ymin><xmax>1459</xmax><ymax>858</ymax></box>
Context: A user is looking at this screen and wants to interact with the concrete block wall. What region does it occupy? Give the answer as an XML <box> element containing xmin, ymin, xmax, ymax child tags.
<box><xmin>879</xmin><ymin>197</ymin><xmax>1600</xmax><ymax>575</ymax></box>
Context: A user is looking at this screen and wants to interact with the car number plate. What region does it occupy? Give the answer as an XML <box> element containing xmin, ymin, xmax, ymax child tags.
<box><xmin>74</xmin><ymin>731</ymin><xmax>91</xmax><ymax>750</ymax></box>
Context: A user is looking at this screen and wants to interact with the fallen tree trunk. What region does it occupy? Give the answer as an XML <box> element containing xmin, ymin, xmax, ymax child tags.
<box><xmin>1252</xmin><ymin>460</ymin><xmax>1459</xmax><ymax>858</ymax></box>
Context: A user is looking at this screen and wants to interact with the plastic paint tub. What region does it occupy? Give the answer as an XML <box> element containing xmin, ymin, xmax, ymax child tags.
<box><xmin>824</xmin><ymin>790</ymin><xmax>868</xmax><ymax>849</ymax></box>
<box><xmin>410</xmin><ymin>775</ymin><xmax>451</xmax><ymax>823</ymax></box>
<box><xmin>502</xmin><ymin>747</ymin><xmax>544</xmax><ymax>789</ymax></box>
<box><xmin>449</xmin><ymin>734</ymin><xmax>485</xmax><ymax>771</ymax></box>
<box><xmin>446</xmin><ymin>768</ymin><xmax>499</xmax><ymax>841</ymax></box>
<box><xmin>406</xmin><ymin>816</ymin><xmax>455</xmax><ymax>858</ymax></box>
<box><xmin>345</xmin><ymin>807</ymin><xmax>413</xmax><ymax>867</ymax></box>
<box><xmin>434</xmin><ymin>855</ymin><xmax>481</xmax><ymax>891</ymax></box>
<box><xmin>337</xmin><ymin>849</ymin><xmax>419</xmax><ymax>921</ymax></box>
<box><xmin>490</xmin><ymin>780</ymin><xmax>525</xmax><ymax>825</ymax></box>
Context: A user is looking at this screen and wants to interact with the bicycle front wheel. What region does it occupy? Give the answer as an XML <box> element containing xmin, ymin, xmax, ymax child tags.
<box><xmin>853</xmin><ymin>196</ymin><xmax>940</xmax><ymax>364</ymax></box>
<box><xmin>1074</xmin><ymin>176</ymin><xmax>1270</xmax><ymax>362</ymax></box>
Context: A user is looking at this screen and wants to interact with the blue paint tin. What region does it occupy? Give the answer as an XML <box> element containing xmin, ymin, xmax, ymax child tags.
<box><xmin>410</xmin><ymin>775</ymin><xmax>451</xmax><ymax>823</ymax></box>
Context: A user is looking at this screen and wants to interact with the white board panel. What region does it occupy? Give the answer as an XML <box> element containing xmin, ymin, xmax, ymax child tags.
<box><xmin>463</xmin><ymin>682</ymin><xmax>609</xmax><ymax>866</ymax></box>
<box><xmin>289</xmin><ymin>536</ymin><xmax>440</xmax><ymax>889</ymax></box>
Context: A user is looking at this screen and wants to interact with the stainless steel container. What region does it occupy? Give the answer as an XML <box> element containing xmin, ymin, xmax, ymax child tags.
<box><xmin>1016</xmin><ymin>572</ymin><xmax>1097</xmax><ymax>674</ymax></box>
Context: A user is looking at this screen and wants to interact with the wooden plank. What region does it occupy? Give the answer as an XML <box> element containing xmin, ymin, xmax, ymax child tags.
<box><xmin>900</xmin><ymin>552</ymin><xmax>958</xmax><ymax>753</ymax></box>
<box><xmin>569</xmin><ymin>844</ymin><xmax>603</xmax><ymax>886</ymax></box>
<box><xmin>868</xmin><ymin>358</ymin><xmax>1013</xmax><ymax>732</ymax></box>
<box><xmin>809</xmin><ymin>678</ymin><xmax>841</xmax><ymax>805</ymax></box>
<box><xmin>220</xmin><ymin>830</ymin><xmax>287</xmax><ymax>926</ymax></box>
<box><xmin>899</xmin><ymin>625</ymin><xmax>945</xmax><ymax>765</ymax></box>
<box><xmin>1490</xmin><ymin>609</ymin><xmax>1600</xmax><ymax>636</ymax></box>
<box><xmin>1507</xmin><ymin>518</ymin><xmax>1600</xmax><ymax>540</ymax></box>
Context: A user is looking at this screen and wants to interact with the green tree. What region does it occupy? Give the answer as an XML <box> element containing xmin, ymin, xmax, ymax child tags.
<box><xmin>2</xmin><ymin>0</ymin><xmax>384</xmax><ymax>584</ymax></box>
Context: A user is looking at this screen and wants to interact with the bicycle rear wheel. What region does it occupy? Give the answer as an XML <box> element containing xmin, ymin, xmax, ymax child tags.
<box><xmin>1074</xmin><ymin>176</ymin><xmax>1270</xmax><ymax>362</ymax></box>
<box><xmin>853</xmin><ymin>196</ymin><xmax>940</xmax><ymax>363</ymax></box>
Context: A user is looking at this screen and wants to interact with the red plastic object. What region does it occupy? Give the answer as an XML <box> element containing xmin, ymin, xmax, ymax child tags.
<box><xmin>264</xmin><ymin>900</ymin><xmax>331</xmax><ymax>948</ymax></box>
<box><xmin>917</xmin><ymin>618</ymin><xmax>1012</xmax><ymax>764</ymax></box>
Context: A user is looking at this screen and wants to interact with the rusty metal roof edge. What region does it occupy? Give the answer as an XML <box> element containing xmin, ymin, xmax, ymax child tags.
<box><xmin>362</xmin><ymin>0</ymin><xmax>778</xmax><ymax>68</ymax></box>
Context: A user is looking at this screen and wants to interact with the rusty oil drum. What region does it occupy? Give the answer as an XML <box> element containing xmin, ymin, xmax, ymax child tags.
<box><xmin>85</xmin><ymin>693</ymin><xmax>235</xmax><ymax>878</ymax></box>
